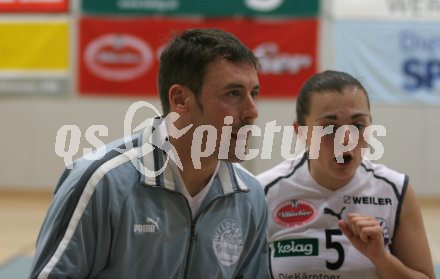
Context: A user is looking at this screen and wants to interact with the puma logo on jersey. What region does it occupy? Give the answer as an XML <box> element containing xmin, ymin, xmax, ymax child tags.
<box><xmin>134</xmin><ymin>217</ymin><xmax>160</xmax><ymax>233</ymax></box>
<box><xmin>323</xmin><ymin>207</ymin><xmax>346</xmax><ymax>220</ymax></box>
<box><xmin>146</xmin><ymin>217</ymin><xmax>160</xmax><ymax>230</ymax></box>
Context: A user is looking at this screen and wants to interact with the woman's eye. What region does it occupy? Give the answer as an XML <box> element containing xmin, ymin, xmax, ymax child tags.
<box><xmin>354</xmin><ymin>124</ymin><xmax>365</xmax><ymax>130</ymax></box>
<box><xmin>322</xmin><ymin>125</ymin><xmax>336</xmax><ymax>135</ymax></box>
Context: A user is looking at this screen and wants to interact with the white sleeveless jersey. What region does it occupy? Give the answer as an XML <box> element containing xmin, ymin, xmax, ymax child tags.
<box><xmin>257</xmin><ymin>153</ymin><xmax>408</xmax><ymax>279</ymax></box>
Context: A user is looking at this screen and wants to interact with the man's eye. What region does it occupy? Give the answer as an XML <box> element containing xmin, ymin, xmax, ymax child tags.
<box><xmin>251</xmin><ymin>91</ymin><xmax>259</xmax><ymax>99</ymax></box>
<box><xmin>323</xmin><ymin>124</ymin><xmax>335</xmax><ymax>130</ymax></box>
<box><xmin>227</xmin><ymin>91</ymin><xmax>240</xmax><ymax>97</ymax></box>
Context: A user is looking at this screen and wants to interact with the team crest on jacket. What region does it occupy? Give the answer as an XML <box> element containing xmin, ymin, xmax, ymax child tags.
<box><xmin>213</xmin><ymin>219</ymin><xmax>244</xmax><ymax>266</ymax></box>
<box><xmin>273</xmin><ymin>199</ymin><xmax>317</xmax><ymax>228</ymax></box>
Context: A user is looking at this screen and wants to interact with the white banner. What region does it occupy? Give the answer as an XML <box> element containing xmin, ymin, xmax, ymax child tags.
<box><xmin>333</xmin><ymin>21</ymin><xmax>440</xmax><ymax>105</ymax></box>
<box><xmin>325</xmin><ymin>0</ymin><xmax>440</xmax><ymax>21</ymax></box>
<box><xmin>0</xmin><ymin>76</ymin><xmax>68</xmax><ymax>95</ymax></box>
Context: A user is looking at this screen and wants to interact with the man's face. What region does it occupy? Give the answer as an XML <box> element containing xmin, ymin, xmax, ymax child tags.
<box><xmin>189</xmin><ymin>58</ymin><xmax>260</xmax><ymax>162</ymax></box>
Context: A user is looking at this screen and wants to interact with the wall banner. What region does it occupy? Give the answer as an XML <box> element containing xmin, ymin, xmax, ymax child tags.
<box><xmin>333</xmin><ymin>21</ymin><xmax>440</xmax><ymax>104</ymax></box>
<box><xmin>0</xmin><ymin>21</ymin><xmax>69</xmax><ymax>95</ymax></box>
<box><xmin>0</xmin><ymin>76</ymin><xmax>68</xmax><ymax>95</ymax></box>
<box><xmin>78</xmin><ymin>17</ymin><xmax>317</xmax><ymax>98</ymax></box>
<box><xmin>325</xmin><ymin>0</ymin><xmax>440</xmax><ymax>21</ymax></box>
<box><xmin>81</xmin><ymin>0</ymin><xmax>319</xmax><ymax>17</ymax></box>
<box><xmin>0</xmin><ymin>0</ymin><xmax>68</xmax><ymax>12</ymax></box>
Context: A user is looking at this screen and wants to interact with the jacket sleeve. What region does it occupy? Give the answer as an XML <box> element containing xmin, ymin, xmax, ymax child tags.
<box><xmin>29</xmin><ymin>166</ymin><xmax>112</xmax><ymax>279</ymax></box>
<box><xmin>236</xmin><ymin>185</ymin><xmax>271</xmax><ymax>279</ymax></box>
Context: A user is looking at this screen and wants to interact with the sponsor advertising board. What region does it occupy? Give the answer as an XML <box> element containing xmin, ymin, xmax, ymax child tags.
<box><xmin>0</xmin><ymin>21</ymin><xmax>69</xmax><ymax>95</ymax></box>
<box><xmin>78</xmin><ymin>17</ymin><xmax>317</xmax><ymax>98</ymax></box>
<box><xmin>0</xmin><ymin>0</ymin><xmax>68</xmax><ymax>12</ymax></box>
<box><xmin>325</xmin><ymin>0</ymin><xmax>440</xmax><ymax>21</ymax></box>
<box><xmin>81</xmin><ymin>0</ymin><xmax>318</xmax><ymax>17</ymax></box>
<box><xmin>333</xmin><ymin>21</ymin><xmax>440</xmax><ymax>104</ymax></box>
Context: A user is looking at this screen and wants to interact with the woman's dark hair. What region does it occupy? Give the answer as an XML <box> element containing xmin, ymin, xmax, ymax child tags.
<box><xmin>296</xmin><ymin>70</ymin><xmax>370</xmax><ymax>125</ymax></box>
<box><xmin>158</xmin><ymin>28</ymin><xmax>259</xmax><ymax>114</ymax></box>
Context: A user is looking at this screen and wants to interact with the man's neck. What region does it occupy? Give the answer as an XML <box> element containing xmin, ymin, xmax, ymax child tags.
<box><xmin>170</xmin><ymin>136</ymin><xmax>219</xmax><ymax>197</ymax></box>
<box><xmin>180</xmin><ymin>160</ymin><xmax>218</xmax><ymax>197</ymax></box>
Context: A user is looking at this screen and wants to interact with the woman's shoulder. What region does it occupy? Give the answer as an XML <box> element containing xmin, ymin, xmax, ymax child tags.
<box><xmin>359</xmin><ymin>158</ymin><xmax>408</xmax><ymax>188</ymax></box>
<box><xmin>257</xmin><ymin>153</ymin><xmax>308</xmax><ymax>188</ymax></box>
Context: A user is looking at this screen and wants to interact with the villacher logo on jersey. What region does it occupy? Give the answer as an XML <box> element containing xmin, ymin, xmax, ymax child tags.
<box><xmin>273</xmin><ymin>199</ymin><xmax>318</xmax><ymax>228</ymax></box>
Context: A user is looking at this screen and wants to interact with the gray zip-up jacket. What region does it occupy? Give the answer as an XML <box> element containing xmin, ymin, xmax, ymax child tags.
<box><xmin>30</xmin><ymin>117</ymin><xmax>270</xmax><ymax>279</ymax></box>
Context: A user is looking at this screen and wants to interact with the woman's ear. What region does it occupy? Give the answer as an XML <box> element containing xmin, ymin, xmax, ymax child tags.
<box><xmin>293</xmin><ymin>121</ymin><xmax>308</xmax><ymax>154</ymax></box>
<box><xmin>169</xmin><ymin>84</ymin><xmax>190</xmax><ymax>113</ymax></box>
<box><xmin>293</xmin><ymin>121</ymin><xmax>308</xmax><ymax>141</ymax></box>
<box><xmin>293</xmin><ymin>121</ymin><xmax>300</xmax><ymax>135</ymax></box>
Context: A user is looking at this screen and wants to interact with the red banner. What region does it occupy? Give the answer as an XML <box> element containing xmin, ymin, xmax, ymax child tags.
<box><xmin>0</xmin><ymin>0</ymin><xmax>68</xmax><ymax>12</ymax></box>
<box><xmin>78</xmin><ymin>17</ymin><xmax>317</xmax><ymax>98</ymax></box>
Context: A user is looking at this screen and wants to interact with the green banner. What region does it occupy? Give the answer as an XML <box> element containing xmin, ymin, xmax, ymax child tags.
<box><xmin>81</xmin><ymin>0</ymin><xmax>319</xmax><ymax>17</ymax></box>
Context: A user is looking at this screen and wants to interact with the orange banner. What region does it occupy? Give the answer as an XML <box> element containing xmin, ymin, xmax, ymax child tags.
<box><xmin>0</xmin><ymin>0</ymin><xmax>68</xmax><ymax>12</ymax></box>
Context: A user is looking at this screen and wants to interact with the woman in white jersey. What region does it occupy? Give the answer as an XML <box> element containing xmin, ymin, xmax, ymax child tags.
<box><xmin>258</xmin><ymin>70</ymin><xmax>435</xmax><ymax>279</ymax></box>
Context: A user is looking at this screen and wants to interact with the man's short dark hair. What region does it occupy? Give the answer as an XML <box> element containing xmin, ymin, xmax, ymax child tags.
<box><xmin>157</xmin><ymin>28</ymin><xmax>259</xmax><ymax>115</ymax></box>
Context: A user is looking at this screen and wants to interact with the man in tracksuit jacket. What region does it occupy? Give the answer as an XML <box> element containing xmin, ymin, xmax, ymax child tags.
<box><xmin>30</xmin><ymin>28</ymin><xmax>270</xmax><ymax>278</ymax></box>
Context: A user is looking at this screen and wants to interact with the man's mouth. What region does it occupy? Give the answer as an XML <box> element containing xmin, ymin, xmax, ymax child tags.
<box><xmin>232</xmin><ymin>130</ymin><xmax>250</xmax><ymax>141</ymax></box>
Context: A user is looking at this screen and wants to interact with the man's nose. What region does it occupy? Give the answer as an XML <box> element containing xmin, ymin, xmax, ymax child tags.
<box><xmin>241</xmin><ymin>95</ymin><xmax>258</xmax><ymax>123</ymax></box>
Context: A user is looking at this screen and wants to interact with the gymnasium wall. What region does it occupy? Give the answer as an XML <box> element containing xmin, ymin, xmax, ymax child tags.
<box><xmin>1</xmin><ymin>0</ymin><xmax>439</xmax><ymax>196</ymax></box>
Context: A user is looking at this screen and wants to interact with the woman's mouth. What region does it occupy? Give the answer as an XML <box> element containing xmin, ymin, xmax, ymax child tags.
<box><xmin>335</xmin><ymin>154</ymin><xmax>353</xmax><ymax>164</ymax></box>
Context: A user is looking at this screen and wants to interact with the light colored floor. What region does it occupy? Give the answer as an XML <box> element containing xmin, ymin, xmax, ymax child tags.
<box><xmin>0</xmin><ymin>189</ymin><xmax>439</xmax><ymax>266</ymax></box>
<box><xmin>0</xmin><ymin>190</ymin><xmax>52</xmax><ymax>264</ymax></box>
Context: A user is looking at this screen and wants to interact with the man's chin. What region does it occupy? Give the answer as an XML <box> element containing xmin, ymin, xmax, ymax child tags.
<box><xmin>215</xmin><ymin>140</ymin><xmax>250</xmax><ymax>163</ymax></box>
<box><xmin>219</xmin><ymin>157</ymin><xmax>245</xmax><ymax>163</ymax></box>
<box><xmin>218</xmin><ymin>148</ymin><xmax>248</xmax><ymax>163</ymax></box>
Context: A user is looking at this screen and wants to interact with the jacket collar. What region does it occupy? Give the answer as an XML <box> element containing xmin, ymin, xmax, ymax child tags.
<box><xmin>138</xmin><ymin>116</ymin><xmax>248</xmax><ymax>194</ymax></box>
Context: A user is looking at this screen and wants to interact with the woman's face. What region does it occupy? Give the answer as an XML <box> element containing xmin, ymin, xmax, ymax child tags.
<box><xmin>303</xmin><ymin>87</ymin><xmax>371</xmax><ymax>189</ymax></box>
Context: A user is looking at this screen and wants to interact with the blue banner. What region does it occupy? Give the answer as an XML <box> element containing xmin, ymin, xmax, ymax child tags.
<box><xmin>333</xmin><ymin>21</ymin><xmax>440</xmax><ymax>105</ymax></box>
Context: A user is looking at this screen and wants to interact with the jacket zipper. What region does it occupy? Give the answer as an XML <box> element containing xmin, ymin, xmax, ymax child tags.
<box><xmin>181</xmin><ymin>193</ymin><xmax>195</xmax><ymax>279</ymax></box>
<box><xmin>182</xmin><ymin>192</ymin><xmax>240</xmax><ymax>278</ymax></box>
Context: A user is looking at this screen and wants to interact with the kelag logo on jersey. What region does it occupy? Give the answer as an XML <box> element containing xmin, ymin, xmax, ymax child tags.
<box><xmin>274</xmin><ymin>238</ymin><xmax>318</xmax><ymax>257</ymax></box>
<box><xmin>273</xmin><ymin>199</ymin><xmax>317</xmax><ymax>228</ymax></box>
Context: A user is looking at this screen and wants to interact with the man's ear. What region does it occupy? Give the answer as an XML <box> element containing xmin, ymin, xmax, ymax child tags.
<box><xmin>169</xmin><ymin>84</ymin><xmax>190</xmax><ymax>113</ymax></box>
